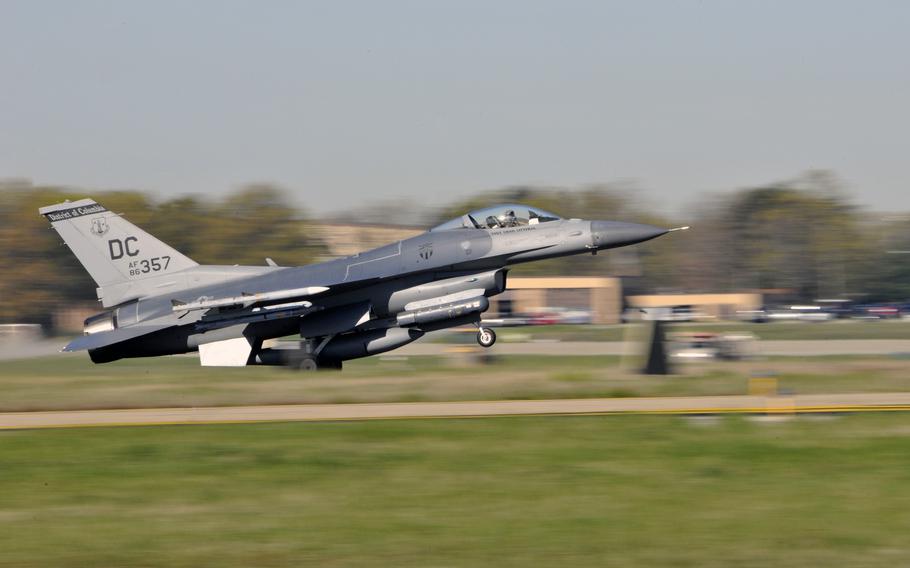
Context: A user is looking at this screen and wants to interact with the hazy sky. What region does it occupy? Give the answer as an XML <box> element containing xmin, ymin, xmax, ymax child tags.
<box><xmin>1</xmin><ymin>0</ymin><xmax>908</xmax><ymax>214</ymax></box>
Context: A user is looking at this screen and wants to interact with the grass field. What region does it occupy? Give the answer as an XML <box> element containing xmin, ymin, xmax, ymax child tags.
<box><xmin>2</xmin><ymin>353</ymin><xmax>910</xmax><ymax>412</ymax></box>
<box><xmin>480</xmin><ymin>320</ymin><xmax>910</xmax><ymax>342</ymax></box>
<box><xmin>2</xmin><ymin>414</ymin><xmax>910</xmax><ymax>567</ymax></box>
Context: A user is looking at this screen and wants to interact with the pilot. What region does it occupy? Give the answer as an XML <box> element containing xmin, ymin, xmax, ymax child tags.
<box><xmin>498</xmin><ymin>209</ymin><xmax>518</xmax><ymax>227</ymax></box>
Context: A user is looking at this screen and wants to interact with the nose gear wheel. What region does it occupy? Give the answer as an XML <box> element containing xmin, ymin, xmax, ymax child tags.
<box><xmin>476</xmin><ymin>327</ymin><xmax>496</xmax><ymax>348</ymax></box>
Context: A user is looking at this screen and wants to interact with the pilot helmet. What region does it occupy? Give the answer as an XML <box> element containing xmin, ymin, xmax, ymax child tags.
<box><xmin>497</xmin><ymin>210</ymin><xmax>517</xmax><ymax>227</ymax></box>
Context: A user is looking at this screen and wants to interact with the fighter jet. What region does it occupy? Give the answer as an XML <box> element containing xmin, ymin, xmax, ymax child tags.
<box><xmin>40</xmin><ymin>199</ymin><xmax>680</xmax><ymax>369</ymax></box>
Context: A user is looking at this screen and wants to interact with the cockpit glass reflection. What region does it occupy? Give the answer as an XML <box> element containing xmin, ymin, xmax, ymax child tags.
<box><xmin>430</xmin><ymin>204</ymin><xmax>561</xmax><ymax>231</ymax></box>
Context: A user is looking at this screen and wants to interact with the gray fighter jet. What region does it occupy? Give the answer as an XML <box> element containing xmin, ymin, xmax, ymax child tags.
<box><xmin>40</xmin><ymin>199</ymin><xmax>680</xmax><ymax>369</ymax></box>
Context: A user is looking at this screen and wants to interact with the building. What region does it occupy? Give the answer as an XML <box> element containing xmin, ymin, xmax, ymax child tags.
<box><xmin>626</xmin><ymin>293</ymin><xmax>762</xmax><ymax>320</ymax></box>
<box><xmin>492</xmin><ymin>277</ymin><xmax>623</xmax><ymax>324</ymax></box>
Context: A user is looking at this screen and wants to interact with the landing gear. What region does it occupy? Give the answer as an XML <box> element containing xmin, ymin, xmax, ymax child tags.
<box><xmin>476</xmin><ymin>327</ymin><xmax>496</xmax><ymax>348</ymax></box>
<box><xmin>298</xmin><ymin>356</ymin><xmax>319</xmax><ymax>371</ymax></box>
<box><xmin>285</xmin><ymin>350</ymin><xmax>343</xmax><ymax>371</ymax></box>
<box><xmin>283</xmin><ymin>334</ymin><xmax>343</xmax><ymax>371</ymax></box>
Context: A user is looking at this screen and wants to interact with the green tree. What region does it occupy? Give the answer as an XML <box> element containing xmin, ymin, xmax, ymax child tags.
<box><xmin>681</xmin><ymin>172</ymin><xmax>875</xmax><ymax>301</ymax></box>
<box><xmin>190</xmin><ymin>185</ymin><xmax>325</xmax><ymax>266</ymax></box>
<box><xmin>0</xmin><ymin>183</ymin><xmax>103</xmax><ymax>325</ymax></box>
<box><xmin>0</xmin><ymin>182</ymin><xmax>325</xmax><ymax>328</ymax></box>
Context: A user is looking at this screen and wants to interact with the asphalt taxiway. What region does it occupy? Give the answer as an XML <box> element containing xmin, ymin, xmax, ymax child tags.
<box><xmin>3</xmin><ymin>392</ymin><xmax>910</xmax><ymax>430</ymax></box>
<box><xmin>4</xmin><ymin>339</ymin><xmax>910</xmax><ymax>361</ymax></box>
<box><xmin>399</xmin><ymin>339</ymin><xmax>910</xmax><ymax>356</ymax></box>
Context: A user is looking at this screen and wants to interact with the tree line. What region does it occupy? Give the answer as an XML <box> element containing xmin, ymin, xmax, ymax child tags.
<box><xmin>0</xmin><ymin>182</ymin><xmax>325</xmax><ymax>326</ymax></box>
<box><xmin>1</xmin><ymin>171</ymin><xmax>907</xmax><ymax>327</ymax></box>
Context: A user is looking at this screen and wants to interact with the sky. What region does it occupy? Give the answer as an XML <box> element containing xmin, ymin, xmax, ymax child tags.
<box><xmin>1</xmin><ymin>0</ymin><xmax>908</xmax><ymax>215</ymax></box>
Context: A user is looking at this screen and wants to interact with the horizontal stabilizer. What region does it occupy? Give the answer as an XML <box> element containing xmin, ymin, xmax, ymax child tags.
<box><xmin>172</xmin><ymin>286</ymin><xmax>330</xmax><ymax>312</ymax></box>
<box><xmin>63</xmin><ymin>324</ymin><xmax>173</xmax><ymax>352</ymax></box>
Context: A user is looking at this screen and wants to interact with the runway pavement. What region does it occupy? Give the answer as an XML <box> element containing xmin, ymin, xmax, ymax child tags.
<box><xmin>0</xmin><ymin>338</ymin><xmax>66</xmax><ymax>360</ymax></box>
<box><xmin>3</xmin><ymin>338</ymin><xmax>910</xmax><ymax>361</ymax></box>
<box><xmin>398</xmin><ymin>339</ymin><xmax>910</xmax><ymax>356</ymax></box>
<box><xmin>4</xmin><ymin>392</ymin><xmax>910</xmax><ymax>430</ymax></box>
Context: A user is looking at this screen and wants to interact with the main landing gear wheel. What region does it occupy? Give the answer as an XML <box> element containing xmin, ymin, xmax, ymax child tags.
<box><xmin>476</xmin><ymin>327</ymin><xmax>496</xmax><ymax>348</ymax></box>
<box><xmin>286</xmin><ymin>351</ymin><xmax>343</xmax><ymax>371</ymax></box>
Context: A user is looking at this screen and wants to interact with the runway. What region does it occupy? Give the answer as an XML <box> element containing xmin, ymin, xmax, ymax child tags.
<box><xmin>398</xmin><ymin>339</ymin><xmax>910</xmax><ymax>356</ymax></box>
<box><xmin>4</xmin><ymin>338</ymin><xmax>910</xmax><ymax>362</ymax></box>
<box><xmin>4</xmin><ymin>392</ymin><xmax>910</xmax><ymax>430</ymax></box>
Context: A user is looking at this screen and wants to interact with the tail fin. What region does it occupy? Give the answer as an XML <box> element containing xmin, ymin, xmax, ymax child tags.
<box><xmin>40</xmin><ymin>199</ymin><xmax>198</xmax><ymax>302</ymax></box>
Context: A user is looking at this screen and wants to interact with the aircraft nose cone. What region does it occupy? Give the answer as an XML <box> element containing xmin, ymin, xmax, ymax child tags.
<box><xmin>590</xmin><ymin>221</ymin><xmax>668</xmax><ymax>249</ymax></box>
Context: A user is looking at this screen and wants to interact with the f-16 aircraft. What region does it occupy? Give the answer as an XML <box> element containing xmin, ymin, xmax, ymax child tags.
<box><xmin>41</xmin><ymin>199</ymin><xmax>681</xmax><ymax>369</ymax></box>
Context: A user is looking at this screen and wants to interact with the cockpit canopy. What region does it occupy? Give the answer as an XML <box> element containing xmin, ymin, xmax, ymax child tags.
<box><xmin>430</xmin><ymin>204</ymin><xmax>562</xmax><ymax>232</ymax></box>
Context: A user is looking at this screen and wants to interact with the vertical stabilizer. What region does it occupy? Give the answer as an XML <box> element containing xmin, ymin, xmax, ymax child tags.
<box><xmin>39</xmin><ymin>199</ymin><xmax>198</xmax><ymax>302</ymax></box>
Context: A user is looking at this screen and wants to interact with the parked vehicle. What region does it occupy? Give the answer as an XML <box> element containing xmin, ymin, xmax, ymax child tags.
<box><xmin>767</xmin><ymin>305</ymin><xmax>833</xmax><ymax>322</ymax></box>
<box><xmin>669</xmin><ymin>332</ymin><xmax>757</xmax><ymax>361</ymax></box>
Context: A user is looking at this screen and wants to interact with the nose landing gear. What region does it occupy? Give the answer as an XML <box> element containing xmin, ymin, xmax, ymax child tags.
<box><xmin>476</xmin><ymin>327</ymin><xmax>496</xmax><ymax>348</ymax></box>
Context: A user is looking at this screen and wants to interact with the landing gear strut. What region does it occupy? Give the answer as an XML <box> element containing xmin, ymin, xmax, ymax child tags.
<box><xmin>476</xmin><ymin>327</ymin><xmax>496</xmax><ymax>348</ymax></box>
